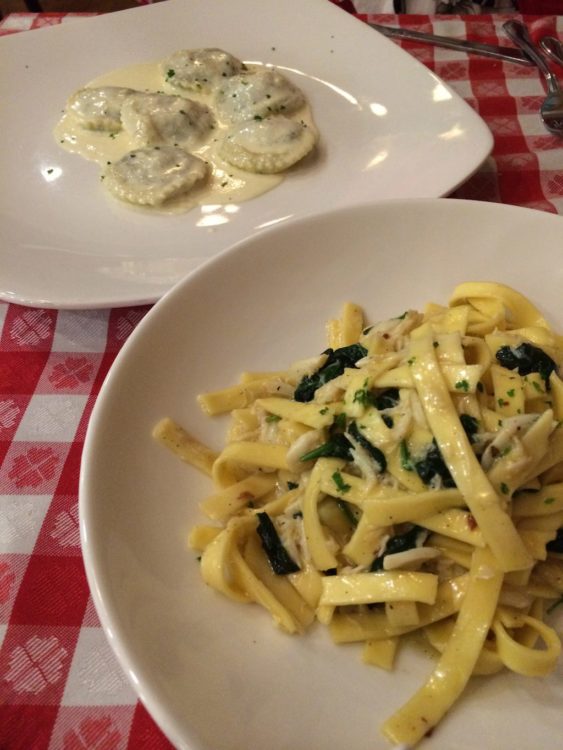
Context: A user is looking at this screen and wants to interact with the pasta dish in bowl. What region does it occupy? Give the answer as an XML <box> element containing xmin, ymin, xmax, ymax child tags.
<box><xmin>79</xmin><ymin>199</ymin><xmax>563</xmax><ymax>750</ymax></box>
<box><xmin>155</xmin><ymin>281</ymin><xmax>563</xmax><ymax>747</ymax></box>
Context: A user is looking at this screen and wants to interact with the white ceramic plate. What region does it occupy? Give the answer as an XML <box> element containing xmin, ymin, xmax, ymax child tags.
<box><xmin>0</xmin><ymin>0</ymin><xmax>491</xmax><ymax>310</ymax></box>
<box><xmin>80</xmin><ymin>199</ymin><xmax>563</xmax><ymax>750</ymax></box>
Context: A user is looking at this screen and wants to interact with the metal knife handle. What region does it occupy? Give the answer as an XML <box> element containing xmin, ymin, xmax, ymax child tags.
<box><xmin>372</xmin><ymin>23</ymin><xmax>533</xmax><ymax>67</ymax></box>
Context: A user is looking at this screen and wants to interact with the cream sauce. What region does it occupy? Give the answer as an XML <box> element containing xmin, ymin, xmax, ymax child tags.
<box><xmin>54</xmin><ymin>60</ymin><xmax>316</xmax><ymax>214</ymax></box>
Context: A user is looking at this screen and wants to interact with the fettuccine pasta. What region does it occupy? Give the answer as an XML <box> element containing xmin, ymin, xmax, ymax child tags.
<box><xmin>154</xmin><ymin>282</ymin><xmax>563</xmax><ymax>746</ymax></box>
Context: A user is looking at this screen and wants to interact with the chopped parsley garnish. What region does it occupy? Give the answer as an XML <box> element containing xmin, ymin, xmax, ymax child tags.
<box><xmin>455</xmin><ymin>379</ymin><xmax>469</xmax><ymax>392</ymax></box>
<box><xmin>265</xmin><ymin>414</ymin><xmax>281</xmax><ymax>423</ymax></box>
<box><xmin>352</xmin><ymin>380</ymin><xmax>372</xmax><ymax>406</ymax></box>
<box><xmin>400</xmin><ymin>440</ymin><xmax>413</xmax><ymax>471</ymax></box>
<box><xmin>331</xmin><ymin>471</ymin><xmax>351</xmax><ymax>494</ymax></box>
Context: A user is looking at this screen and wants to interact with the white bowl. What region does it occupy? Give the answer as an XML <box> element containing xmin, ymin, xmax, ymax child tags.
<box><xmin>80</xmin><ymin>199</ymin><xmax>563</xmax><ymax>750</ymax></box>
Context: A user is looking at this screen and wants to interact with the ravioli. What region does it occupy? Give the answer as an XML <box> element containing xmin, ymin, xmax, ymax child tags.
<box><xmin>56</xmin><ymin>46</ymin><xmax>320</xmax><ymax>214</ymax></box>
<box><xmin>214</xmin><ymin>69</ymin><xmax>306</xmax><ymax>123</ymax></box>
<box><xmin>219</xmin><ymin>116</ymin><xmax>317</xmax><ymax>174</ymax></box>
<box><xmin>161</xmin><ymin>47</ymin><xmax>245</xmax><ymax>93</ymax></box>
<box><xmin>103</xmin><ymin>146</ymin><xmax>208</xmax><ymax>206</ymax></box>
<box><xmin>121</xmin><ymin>93</ymin><xmax>214</xmax><ymax>149</ymax></box>
<box><xmin>67</xmin><ymin>86</ymin><xmax>137</xmax><ymax>132</ymax></box>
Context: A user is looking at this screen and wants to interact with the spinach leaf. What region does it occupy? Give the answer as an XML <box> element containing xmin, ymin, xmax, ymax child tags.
<box><xmin>300</xmin><ymin>433</ymin><xmax>353</xmax><ymax>462</ymax></box>
<box><xmin>373</xmin><ymin>387</ymin><xmax>400</xmax><ymax>427</ymax></box>
<box><xmin>496</xmin><ymin>343</ymin><xmax>557</xmax><ymax>389</ymax></box>
<box><xmin>348</xmin><ymin>421</ymin><xmax>387</xmax><ymax>473</ymax></box>
<box><xmin>547</xmin><ymin>528</ymin><xmax>563</xmax><ymax>554</ymax></box>
<box><xmin>299</xmin><ymin>419</ymin><xmax>387</xmax><ymax>475</ymax></box>
<box><xmin>256</xmin><ymin>513</ymin><xmax>300</xmax><ymax>575</ymax></box>
<box><xmin>414</xmin><ymin>440</ymin><xmax>456</xmax><ymax>488</ymax></box>
<box><xmin>336</xmin><ymin>499</ymin><xmax>359</xmax><ymax>527</ymax></box>
<box><xmin>373</xmin><ymin>387</ymin><xmax>400</xmax><ymax>410</ymax></box>
<box><xmin>294</xmin><ymin>344</ymin><xmax>367</xmax><ymax>402</ymax></box>
<box><xmin>460</xmin><ymin>414</ymin><xmax>480</xmax><ymax>444</ymax></box>
<box><xmin>370</xmin><ymin>525</ymin><xmax>427</xmax><ymax>571</ymax></box>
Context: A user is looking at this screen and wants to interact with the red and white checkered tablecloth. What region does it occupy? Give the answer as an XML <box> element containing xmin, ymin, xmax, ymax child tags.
<box><xmin>1</xmin><ymin>5</ymin><xmax>563</xmax><ymax>749</ymax></box>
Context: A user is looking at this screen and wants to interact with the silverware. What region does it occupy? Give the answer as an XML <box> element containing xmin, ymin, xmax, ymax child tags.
<box><xmin>539</xmin><ymin>35</ymin><xmax>563</xmax><ymax>67</ymax></box>
<box><xmin>372</xmin><ymin>23</ymin><xmax>533</xmax><ymax>66</ymax></box>
<box><xmin>503</xmin><ymin>20</ymin><xmax>563</xmax><ymax>136</ymax></box>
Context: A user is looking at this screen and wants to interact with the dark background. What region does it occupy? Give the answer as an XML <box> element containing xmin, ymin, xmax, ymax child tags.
<box><xmin>0</xmin><ymin>0</ymin><xmax>164</xmax><ymax>19</ymax></box>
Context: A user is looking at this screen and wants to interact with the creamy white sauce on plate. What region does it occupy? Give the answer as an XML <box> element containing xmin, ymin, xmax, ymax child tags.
<box><xmin>54</xmin><ymin>60</ymin><xmax>317</xmax><ymax>214</ymax></box>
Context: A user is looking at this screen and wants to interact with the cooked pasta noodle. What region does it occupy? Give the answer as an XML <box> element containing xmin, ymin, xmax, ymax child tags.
<box><xmin>154</xmin><ymin>282</ymin><xmax>563</xmax><ymax>746</ymax></box>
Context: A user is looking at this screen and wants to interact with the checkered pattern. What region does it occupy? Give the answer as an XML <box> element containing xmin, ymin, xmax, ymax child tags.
<box><xmin>358</xmin><ymin>12</ymin><xmax>563</xmax><ymax>212</ymax></box>
<box><xmin>1</xmin><ymin>5</ymin><xmax>563</xmax><ymax>748</ymax></box>
<box><xmin>0</xmin><ymin>304</ymin><xmax>171</xmax><ymax>750</ymax></box>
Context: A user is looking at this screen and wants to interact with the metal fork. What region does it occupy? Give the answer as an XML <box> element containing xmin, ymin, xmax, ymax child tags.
<box><xmin>503</xmin><ymin>20</ymin><xmax>563</xmax><ymax>137</ymax></box>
